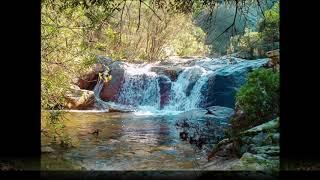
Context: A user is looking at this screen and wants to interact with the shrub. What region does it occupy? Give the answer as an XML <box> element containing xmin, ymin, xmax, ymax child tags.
<box><xmin>227</xmin><ymin>2</ymin><xmax>279</xmax><ymax>59</ymax></box>
<box><xmin>228</xmin><ymin>29</ymin><xmax>263</xmax><ymax>59</ymax></box>
<box><xmin>236</xmin><ymin>68</ymin><xmax>279</xmax><ymax>123</ymax></box>
<box><xmin>258</xmin><ymin>2</ymin><xmax>280</xmax><ymax>44</ymax></box>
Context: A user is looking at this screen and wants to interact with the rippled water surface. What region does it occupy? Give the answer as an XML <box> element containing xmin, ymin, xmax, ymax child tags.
<box><xmin>42</xmin><ymin>112</ymin><xmax>216</xmax><ymax>170</ymax></box>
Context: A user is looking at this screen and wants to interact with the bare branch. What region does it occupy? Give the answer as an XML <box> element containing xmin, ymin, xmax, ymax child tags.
<box><xmin>141</xmin><ymin>0</ymin><xmax>162</xmax><ymax>21</ymax></box>
<box><xmin>213</xmin><ymin>0</ymin><xmax>239</xmax><ymax>41</ymax></box>
<box><xmin>136</xmin><ymin>0</ymin><xmax>142</xmax><ymax>32</ymax></box>
<box><xmin>256</xmin><ymin>0</ymin><xmax>265</xmax><ymax>18</ymax></box>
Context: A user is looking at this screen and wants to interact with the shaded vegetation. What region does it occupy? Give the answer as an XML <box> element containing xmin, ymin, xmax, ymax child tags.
<box><xmin>227</xmin><ymin>2</ymin><xmax>279</xmax><ymax>59</ymax></box>
<box><xmin>227</xmin><ymin>68</ymin><xmax>279</xmax><ymax>139</ymax></box>
<box><xmin>236</xmin><ymin>68</ymin><xmax>279</xmax><ymax>123</ymax></box>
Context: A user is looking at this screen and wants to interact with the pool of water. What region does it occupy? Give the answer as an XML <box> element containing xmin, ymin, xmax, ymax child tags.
<box><xmin>42</xmin><ymin>111</ymin><xmax>225</xmax><ymax>170</ymax></box>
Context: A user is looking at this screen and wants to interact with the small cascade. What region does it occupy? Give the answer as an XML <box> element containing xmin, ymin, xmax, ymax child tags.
<box><xmin>116</xmin><ymin>63</ymin><xmax>161</xmax><ymax>110</ymax></box>
<box><xmin>90</xmin><ymin>56</ymin><xmax>268</xmax><ymax>114</ymax></box>
<box><xmin>93</xmin><ymin>78</ymin><xmax>109</xmax><ymax>110</ymax></box>
<box><xmin>163</xmin><ymin>66</ymin><xmax>210</xmax><ymax>111</ymax></box>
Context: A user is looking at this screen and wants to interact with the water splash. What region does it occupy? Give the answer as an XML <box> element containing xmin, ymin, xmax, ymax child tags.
<box><xmin>93</xmin><ymin>78</ymin><xmax>109</xmax><ymax>110</ymax></box>
<box><xmin>92</xmin><ymin>57</ymin><xmax>268</xmax><ymax>114</ymax></box>
<box><xmin>117</xmin><ymin>63</ymin><xmax>161</xmax><ymax>109</ymax></box>
<box><xmin>163</xmin><ymin>66</ymin><xmax>211</xmax><ymax>111</ymax></box>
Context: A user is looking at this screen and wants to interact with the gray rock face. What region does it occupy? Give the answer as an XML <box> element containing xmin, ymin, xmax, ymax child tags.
<box><xmin>177</xmin><ymin>108</ymin><xmax>208</xmax><ymax>119</ymax></box>
<box><xmin>235</xmin><ymin>118</ymin><xmax>280</xmax><ymax>171</ymax></box>
<box><xmin>206</xmin><ymin>106</ymin><xmax>235</xmax><ymax>123</ymax></box>
<box><xmin>200</xmin><ymin>59</ymin><xmax>268</xmax><ymax>108</ymax></box>
<box><xmin>206</xmin><ymin>118</ymin><xmax>280</xmax><ymax>171</ymax></box>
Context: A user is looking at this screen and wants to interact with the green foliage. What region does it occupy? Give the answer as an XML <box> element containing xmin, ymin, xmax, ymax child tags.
<box><xmin>170</xmin><ymin>15</ymin><xmax>209</xmax><ymax>57</ymax></box>
<box><xmin>227</xmin><ymin>1</ymin><xmax>279</xmax><ymax>59</ymax></box>
<box><xmin>228</xmin><ymin>29</ymin><xmax>263</xmax><ymax>59</ymax></box>
<box><xmin>258</xmin><ymin>2</ymin><xmax>279</xmax><ymax>44</ymax></box>
<box><xmin>236</xmin><ymin>68</ymin><xmax>279</xmax><ymax>122</ymax></box>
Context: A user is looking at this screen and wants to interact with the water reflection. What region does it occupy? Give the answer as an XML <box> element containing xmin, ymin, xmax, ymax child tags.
<box><xmin>43</xmin><ymin>112</ymin><xmax>220</xmax><ymax>170</ymax></box>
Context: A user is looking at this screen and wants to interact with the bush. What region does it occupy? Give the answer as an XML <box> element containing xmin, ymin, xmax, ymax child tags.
<box><xmin>258</xmin><ymin>2</ymin><xmax>279</xmax><ymax>44</ymax></box>
<box><xmin>228</xmin><ymin>29</ymin><xmax>263</xmax><ymax>59</ymax></box>
<box><xmin>227</xmin><ymin>2</ymin><xmax>279</xmax><ymax>59</ymax></box>
<box><xmin>235</xmin><ymin>68</ymin><xmax>279</xmax><ymax>123</ymax></box>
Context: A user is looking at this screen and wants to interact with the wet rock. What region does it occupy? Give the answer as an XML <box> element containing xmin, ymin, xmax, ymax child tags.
<box><xmin>272</xmin><ymin>133</ymin><xmax>280</xmax><ymax>144</ymax></box>
<box><xmin>241</xmin><ymin>118</ymin><xmax>279</xmax><ymax>136</ymax></box>
<box><xmin>65</xmin><ymin>87</ymin><xmax>95</xmax><ymax>110</ymax></box>
<box><xmin>251</xmin><ymin>146</ymin><xmax>279</xmax><ymax>156</ymax></box>
<box><xmin>77</xmin><ymin>56</ymin><xmax>111</xmax><ymax>90</ymax></box>
<box><xmin>200</xmin><ymin>59</ymin><xmax>268</xmax><ymax>108</ymax></box>
<box><xmin>96</xmin><ymin>55</ymin><xmax>113</xmax><ymax>66</ymax></box>
<box><xmin>205</xmin><ymin>106</ymin><xmax>235</xmax><ymax>123</ymax></box>
<box><xmin>151</xmin><ymin>66</ymin><xmax>183</xmax><ymax>81</ymax></box>
<box><xmin>178</xmin><ymin>108</ymin><xmax>208</xmax><ymax>119</ymax></box>
<box><xmin>77</xmin><ymin>71</ymin><xmax>99</xmax><ymax>90</ymax></box>
<box><xmin>207</xmin><ymin>138</ymin><xmax>239</xmax><ymax>160</ymax></box>
<box><xmin>157</xmin><ymin>75</ymin><xmax>172</xmax><ymax>109</ymax></box>
<box><xmin>100</xmin><ymin>61</ymin><xmax>125</xmax><ymax>101</ymax></box>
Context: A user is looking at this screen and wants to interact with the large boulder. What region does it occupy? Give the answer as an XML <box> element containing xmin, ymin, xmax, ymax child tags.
<box><xmin>77</xmin><ymin>71</ymin><xmax>99</xmax><ymax>90</ymax></box>
<box><xmin>200</xmin><ymin>59</ymin><xmax>268</xmax><ymax>108</ymax></box>
<box><xmin>100</xmin><ymin>61</ymin><xmax>125</xmax><ymax>101</ymax></box>
<box><xmin>231</xmin><ymin>118</ymin><xmax>280</xmax><ymax>171</ymax></box>
<box><xmin>76</xmin><ymin>56</ymin><xmax>112</xmax><ymax>90</ymax></box>
<box><xmin>206</xmin><ymin>118</ymin><xmax>280</xmax><ymax>172</ymax></box>
<box><xmin>65</xmin><ymin>86</ymin><xmax>95</xmax><ymax>109</ymax></box>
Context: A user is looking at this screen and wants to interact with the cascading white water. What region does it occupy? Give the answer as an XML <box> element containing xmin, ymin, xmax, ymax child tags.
<box><xmin>163</xmin><ymin>66</ymin><xmax>210</xmax><ymax>111</ymax></box>
<box><xmin>93</xmin><ymin>78</ymin><xmax>109</xmax><ymax>110</ymax></box>
<box><xmin>92</xmin><ymin>56</ymin><xmax>268</xmax><ymax>115</ymax></box>
<box><xmin>112</xmin><ymin>63</ymin><xmax>211</xmax><ymax>114</ymax></box>
<box><xmin>117</xmin><ymin>63</ymin><xmax>161</xmax><ymax>110</ymax></box>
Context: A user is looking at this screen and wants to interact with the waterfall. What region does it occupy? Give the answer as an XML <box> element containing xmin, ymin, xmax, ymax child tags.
<box><xmin>163</xmin><ymin>66</ymin><xmax>210</xmax><ymax>111</ymax></box>
<box><xmin>93</xmin><ymin>78</ymin><xmax>109</xmax><ymax>110</ymax></box>
<box><xmin>91</xmin><ymin>56</ymin><xmax>268</xmax><ymax>114</ymax></box>
<box><xmin>116</xmin><ymin>63</ymin><xmax>161</xmax><ymax>110</ymax></box>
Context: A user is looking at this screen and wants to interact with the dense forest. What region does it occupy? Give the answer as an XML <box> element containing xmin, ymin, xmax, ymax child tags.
<box><xmin>39</xmin><ymin>0</ymin><xmax>280</xmax><ymax>172</ymax></box>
